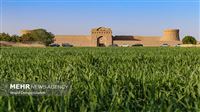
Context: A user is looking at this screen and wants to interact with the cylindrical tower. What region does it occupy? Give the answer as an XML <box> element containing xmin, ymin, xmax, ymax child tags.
<box><xmin>161</xmin><ymin>29</ymin><xmax>180</xmax><ymax>41</ymax></box>
<box><xmin>20</xmin><ymin>30</ymin><xmax>32</xmax><ymax>36</ymax></box>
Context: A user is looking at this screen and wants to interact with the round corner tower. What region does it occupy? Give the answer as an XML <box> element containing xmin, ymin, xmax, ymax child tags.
<box><xmin>20</xmin><ymin>30</ymin><xmax>32</xmax><ymax>36</ymax></box>
<box><xmin>161</xmin><ymin>29</ymin><xmax>180</xmax><ymax>41</ymax></box>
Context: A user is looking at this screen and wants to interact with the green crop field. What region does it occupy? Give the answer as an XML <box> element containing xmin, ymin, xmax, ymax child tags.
<box><xmin>0</xmin><ymin>47</ymin><xmax>200</xmax><ymax>112</ymax></box>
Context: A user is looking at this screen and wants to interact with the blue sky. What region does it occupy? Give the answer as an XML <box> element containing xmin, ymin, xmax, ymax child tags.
<box><xmin>0</xmin><ymin>0</ymin><xmax>200</xmax><ymax>40</ymax></box>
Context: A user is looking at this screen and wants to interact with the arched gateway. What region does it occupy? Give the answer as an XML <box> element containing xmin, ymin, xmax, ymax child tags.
<box><xmin>91</xmin><ymin>27</ymin><xmax>113</xmax><ymax>47</ymax></box>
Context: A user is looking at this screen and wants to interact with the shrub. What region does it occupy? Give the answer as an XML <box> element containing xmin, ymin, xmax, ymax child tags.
<box><xmin>182</xmin><ymin>36</ymin><xmax>197</xmax><ymax>44</ymax></box>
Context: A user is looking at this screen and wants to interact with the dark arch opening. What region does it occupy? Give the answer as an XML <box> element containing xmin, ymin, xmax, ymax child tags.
<box><xmin>97</xmin><ymin>36</ymin><xmax>105</xmax><ymax>47</ymax></box>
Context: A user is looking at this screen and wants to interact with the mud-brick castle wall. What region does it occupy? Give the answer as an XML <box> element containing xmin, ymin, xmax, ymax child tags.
<box><xmin>54</xmin><ymin>35</ymin><xmax>92</xmax><ymax>46</ymax></box>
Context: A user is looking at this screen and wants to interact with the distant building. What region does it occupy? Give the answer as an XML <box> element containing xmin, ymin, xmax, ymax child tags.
<box><xmin>21</xmin><ymin>27</ymin><xmax>182</xmax><ymax>47</ymax></box>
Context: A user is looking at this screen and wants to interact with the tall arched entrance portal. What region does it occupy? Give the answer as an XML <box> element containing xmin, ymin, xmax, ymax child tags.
<box><xmin>91</xmin><ymin>27</ymin><xmax>113</xmax><ymax>47</ymax></box>
<box><xmin>97</xmin><ymin>36</ymin><xmax>105</xmax><ymax>47</ymax></box>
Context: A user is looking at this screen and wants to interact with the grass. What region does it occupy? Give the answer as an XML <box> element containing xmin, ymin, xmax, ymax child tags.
<box><xmin>0</xmin><ymin>47</ymin><xmax>200</xmax><ymax>112</ymax></box>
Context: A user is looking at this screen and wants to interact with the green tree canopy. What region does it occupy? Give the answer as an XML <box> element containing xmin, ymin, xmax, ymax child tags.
<box><xmin>21</xmin><ymin>29</ymin><xmax>55</xmax><ymax>46</ymax></box>
<box><xmin>0</xmin><ymin>33</ymin><xmax>11</xmax><ymax>41</ymax></box>
<box><xmin>10</xmin><ymin>35</ymin><xmax>20</xmax><ymax>42</ymax></box>
<box><xmin>0</xmin><ymin>33</ymin><xmax>20</xmax><ymax>42</ymax></box>
<box><xmin>182</xmin><ymin>36</ymin><xmax>197</xmax><ymax>45</ymax></box>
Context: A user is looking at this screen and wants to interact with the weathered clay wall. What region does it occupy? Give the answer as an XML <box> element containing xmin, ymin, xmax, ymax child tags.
<box><xmin>55</xmin><ymin>35</ymin><xmax>182</xmax><ymax>47</ymax></box>
<box><xmin>113</xmin><ymin>36</ymin><xmax>182</xmax><ymax>46</ymax></box>
<box><xmin>54</xmin><ymin>35</ymin><xmax>92</xmax><ymax>46</ymax></box>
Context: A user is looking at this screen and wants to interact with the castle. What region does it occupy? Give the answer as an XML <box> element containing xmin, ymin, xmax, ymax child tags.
<box><xmin>21</xmin><ymin>27</ymin><xmax>182</xmax><ymax>47</ymax></box>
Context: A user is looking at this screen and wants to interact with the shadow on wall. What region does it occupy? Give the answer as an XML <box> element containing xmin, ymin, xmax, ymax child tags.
<box><xmin>113</xmin><ymin>36</ymin><xmax>140</xmax><ymax>41</ymax></box>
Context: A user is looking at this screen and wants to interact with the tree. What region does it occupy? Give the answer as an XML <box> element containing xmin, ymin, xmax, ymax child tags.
<box><xmin>10</xmin><ymin>35</ymin><xmax>20</xmax><ymax>42</ymax></box>
<box><xmin>20</xmin><ymin>33</ymin><xmax>34</xmax><ymax>42</ymax></box>
<box><xmin>0</xmin><ymin>33</ymin><xmax>11</xmax><ymax>41</ymax></box>
<box><xmin>0</xmin><ymin>33</ymin><xmax>21</xmax><ymax>42</ymax></box>
<box><xmin>20</xmin><ymin>29</ymin><xmax>55</xmax><ymax>46</ymax></box>
<box><xmin>182</xmin><ymin>36</ymin><xmax>197</xmax><ymax>45</ymax></box>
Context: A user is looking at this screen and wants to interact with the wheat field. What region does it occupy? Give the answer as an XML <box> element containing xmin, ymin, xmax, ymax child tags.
<box><xmin>0</xmin><ymin>47</ymin><xmax>200</xmax><ymax>112</ymax></box>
